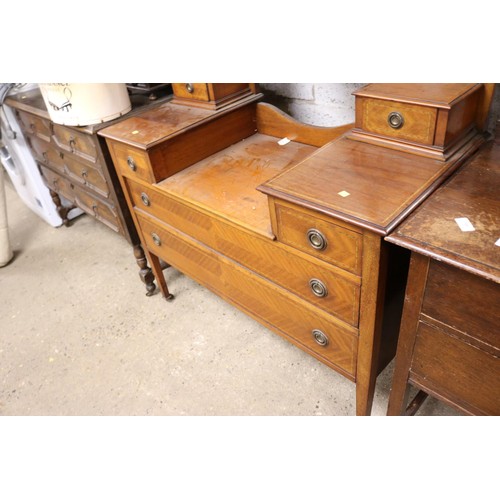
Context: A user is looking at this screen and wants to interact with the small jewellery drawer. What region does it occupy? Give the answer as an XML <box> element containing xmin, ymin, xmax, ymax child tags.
<box><xmin>63</xmin><ymin>155</ymin><xmax>110</xmax><ymax>198</ymax></box>
<box><xmin>26</xmin><ymin>135</ymin><xmax>65</xmax><ymax>173</ymax></box>
<box><xmin>137</xmin><ymin>212</ymin><xmax>358</xmax><ymax>378</ymax></box>
<box><xmin>39</xmin><ymin>165</ymin><xmax>74</xmax><ymax>200</ymax></box>
<box><xmin>108</xmin><ymin>141</ymin><xmax>154</xmax><ymax>183</ymax></box>
<box><xmin>52</xmin><ymin>124</ymin><xmax>98</xmax><ymax>163</ymax></box>
<box><xmin>172</xmin><ymin>83</ymin><xmax>211</xmax><ymax>102</ymax></box>
<box><xmin>359</xmin><ymin>98</ymin><xmax>437</xmax><ymax>145</ymax></box>
<box><xmin>15</xmin><ymin>109</ymin><xmax>51</xmax><ymax>142</ymax></box>
<box><xmin>273</xmin><ymin>201</ymin><xmax>363</xmax><ymax>275</ymax></box>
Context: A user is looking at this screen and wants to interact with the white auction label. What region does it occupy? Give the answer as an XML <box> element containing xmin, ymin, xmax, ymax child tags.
<box><xmin>455</xmin><ymin>217</ymin><xmax>475</xmax><ymax>232</ymax></box>
<box><xmin>495</xmin><ymin>238</ymin><xmax>500</xmax><ymax>247</ymax></box>
<box><xmin>278</xmin><ymin>137</ymin><xmax>290</xmax><ymax>146</ymax></box>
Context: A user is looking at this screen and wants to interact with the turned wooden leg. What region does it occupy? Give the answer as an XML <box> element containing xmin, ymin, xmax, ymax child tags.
<box><xmin>133</xmin><ymin>244</ymin><xmax>157</xmax><ymax>296</ymax></box>
<box><xmin>50</xmin><ymin>189</ymin><xmax>71</xmax><ymax>227</ymax></box>
<box><xmin>148</xmin><ymin>251</ymin><xmax>174</xmax><ymax>301</ymax></box>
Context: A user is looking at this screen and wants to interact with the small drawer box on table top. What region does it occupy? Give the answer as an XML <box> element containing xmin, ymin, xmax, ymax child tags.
<box><xmin>350</xmin><ymin>83</ymin><xmax>494</xmax><ymax>160</ymax></box>
<box><xmin>171</xmin><ymin>83</ymin><xmax>257</xmax><ymax>109</ymax></box>
<box><xmin>101</xmin><ymin>84</ymin><xmax>490</xmax><ymax>415</ymax></box>
<box><xmin>385</xmin><ymin>128</ymin><xmax>500</xmax><ymax>416</ymax></box>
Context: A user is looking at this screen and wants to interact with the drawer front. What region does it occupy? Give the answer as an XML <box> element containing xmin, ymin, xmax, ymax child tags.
<box><xmin>15</xmin><ymin>109</ymin><xmax>51</xmax><ymax>142</ymax></box>
<box><xmin>52</xmin><ymin>124</ymin><xmax>98</xmax><ymax>163</ymax></box>
<box><xmin>26</xmin><ymin>135</ymin><xmax>65</xmax><ymax>173</ymax></box>
<box><xmin>215</xmin><ymin>222</ymin><xmax>361</xmax><ymax>327</ymax></box>
<box><xmin>360</xmin><ymin>98</ymin><xmax>437</xmax><ymax>145</ymax></box>
<box><xmin>137</xmin><ymin>213</ymin><xmax>358</xmax><ymax>378</ymax></box>
<box><xmin>73</xmin><ymin>187</ymin><xmax>120</xmax><ymax>232</ymax></box>
<box><xmin>172</xmin><ymin>83</ymin><xmax>210</xmax><ymax>102</ymax></box>
<box><xmin>411</xmin><ymin>321</ymin><xmax>500</xmax><ymax>415</ymax></box>
<box><xmin>39</xmin><ymin>165</ymin><xmax>75</xmax><ymax>201</ymax></box>
<box><xmin>108</xmin><ymin>141</ymin><xmax>154</xmax><ymax>184</ymax></box>
<box><xmin>63</xmin><ymin>155</ymin><xmax>110</xmax><ymax>198</ymax></box>
<box><xmin>422</xmin><ymin>261</ymin><xmax>500</xmax><ymax>350</ymax></box>
<box><xmin>274</xmin><ymin>202</ymin><xmax>363</xmax><ymax>275</ymax></box>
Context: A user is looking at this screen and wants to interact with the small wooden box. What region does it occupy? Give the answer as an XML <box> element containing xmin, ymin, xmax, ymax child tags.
<box><xmin>349</xmin><ymin>83</ymin><xmax>492</xmax><ymax>160</ymax></box>
<box><xmin>171</xmin><ymin>83</ymin><xmax>256</xmax><ymax>109</ymax></box>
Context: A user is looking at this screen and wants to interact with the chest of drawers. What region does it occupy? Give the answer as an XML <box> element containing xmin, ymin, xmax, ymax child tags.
<box><xmin>386</xmin><ymin>132</ymin><xmax>500</xmax><ymax>416</ymax></box>
<box><xmin>5</xmin><ymin>87</ymin><xmax>171</xmax><ymax>295</ymax></box>
<box><xmin>100</xmin><ymin>84</ymin><xmax>489</xmax><ymax>415</ymax></box>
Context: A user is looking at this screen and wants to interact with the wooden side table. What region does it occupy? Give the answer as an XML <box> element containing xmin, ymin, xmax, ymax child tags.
<box><xmin>386</xmin><ymin>129</ymin><xmax>500</xmax><ymax>416</ymax></box>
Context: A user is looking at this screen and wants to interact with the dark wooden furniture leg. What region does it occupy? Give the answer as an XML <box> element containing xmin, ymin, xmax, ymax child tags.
<box><xmin>387</xmin><ymin>253</ymin><xmax>430</xmax><ymax>416</ymax></box>
<box><xmin>133</xmin><ymin>244</ymin><xmax>158</xmax><ymax>296</ymax></box>
<box><xmin>49</xmin><ymin>188</ymin><xmax>71</xmax><ymax>227</ymax></box>
<box><xmin>141</xmin><ymin>246</ymin><xmax>174</xmax><ymax>300</ymax></box>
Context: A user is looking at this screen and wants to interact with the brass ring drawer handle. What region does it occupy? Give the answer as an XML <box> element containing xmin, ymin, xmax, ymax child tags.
<box><xmin>312</xmin><ymin>329</ymin><xmax>329</xmax><ymax>347</ymax></box>
<box><xmin>151</xmin><ymin>232</ymin><xmax>161</xmax><ymax>246</ymax></box>
<box><xmin>388</xmin><ymin>111</ymin><xmax>404</xmax><ymax>129</ymax></box>
<box><xmin>309</xmin><ymin>278</ymin><xmax>328</xmax><ymax>298</ymax></box>
<box><xmin>69</xmin><ymin>137</ymin><xmax>76</xmax><ymax>150</ymax></box>
<box><xmin>307</xmin><ymin>228</ymin><xmax>327</xmax><ymax>251</ymax></box>
<box><xmin>185</xmin><ymin>83</ymin><xmax>194</xmax><ymax>93</ymax></box>
<box><xmin>141</xmin><ymin>192</ymin><xmax>150</xmax><ymax>206</ymax></box>
<box><xmin>127</xmin><ymin>156</ymin><xmax>137</xmax><ymax>171</ymax></box>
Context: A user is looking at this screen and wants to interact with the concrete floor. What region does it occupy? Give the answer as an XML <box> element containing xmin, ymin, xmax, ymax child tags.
<box><xmin>0</xmin><ymin>178</ymin><xmax>461</xmax><ymax>416</ymax></box>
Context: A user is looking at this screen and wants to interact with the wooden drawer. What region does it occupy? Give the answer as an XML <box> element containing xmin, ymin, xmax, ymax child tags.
<box><xmin>360</xmin><ymin>98</ymin><xmax>437</xmax><ymax>145</ymax></box>
<box><xmin>137</xmin><ymin>212</ymin><xmax>358</xmax><ymax>378</ymax></box>
<box><xmin>411</xmin><ymin>321</ymin><xmax>500</xmax><ymax>415</ymax></box>
<box><xmin>73</xmin><ymin>187</ymin><xmax>120</xmax><ymax>232</ymax></box>
<box><xmin>52</xmin><ymin>124</ymin><xmax>98</xmax><ymax>163</ymax></box>
<box><xmin>351</xmin><ymin>84</ymin><xmax>487</xmax><ymax>160</ymax></box>
<box><xmin>108</xmin><ymin>141</ymin><xmax>155</xmax><ymax>184</ymax></box>
<box><xmin>26</xmin><ymin>135</ymin><xmax>65</xmax><ymax>173</ymax></box>
<box><xmin>421</xmin><ymin>260</ymin><xmax>500</xmax><ymax>350</ymax></box>
<box><xmin>15</xmin><ymin>109</ymin><xmax>51</xmax><ymax>142</ymax></box>
<box><xmin>272</xmin><ymin>200</ymin><xmax>363</xmax><ymax>275</ymax></box>
<box><xmin>63</xmin><ymin>155</ymin><xmax>110</xmax><ymax>198</ymax></box>
<box><xmin>172</xmin><ymin>83</ymin><xmax>210</xmax><ymax>102</ymax></box>
<box><xmin>39</xmin><ymin>165</ymin><xmax>75</xmax><ymax>201</ymax></box>
<box><xmin>172</xmin><ymin>83</ymin><xmax>254</xmax><ymax>109</ymax></box>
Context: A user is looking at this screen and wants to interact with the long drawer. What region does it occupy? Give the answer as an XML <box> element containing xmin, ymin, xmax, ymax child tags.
<box><xmin>129</xmin><ymin>180</ymin><xmax>361</xmax><ymax>326</ymax></box>
<box><xmin>137</xmin><ymin>211</ymin><xmax>358</xmax><ymax>378</ymax></box>
<box><xmin>411</xmin><ymin>321</ymin><xmax>500</xmax><ymax>415</ymax></box>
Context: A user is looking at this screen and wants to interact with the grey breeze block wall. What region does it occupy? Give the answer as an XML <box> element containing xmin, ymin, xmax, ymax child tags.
<box><xmin>259</xmin><ymin>83</ymin><xmax>365</xmax><ymax>127</ymax></box>
<box><xmin>259</xmin><ymin>83</ymin><xmax>500</xmax><ymax>133</ymax></box>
